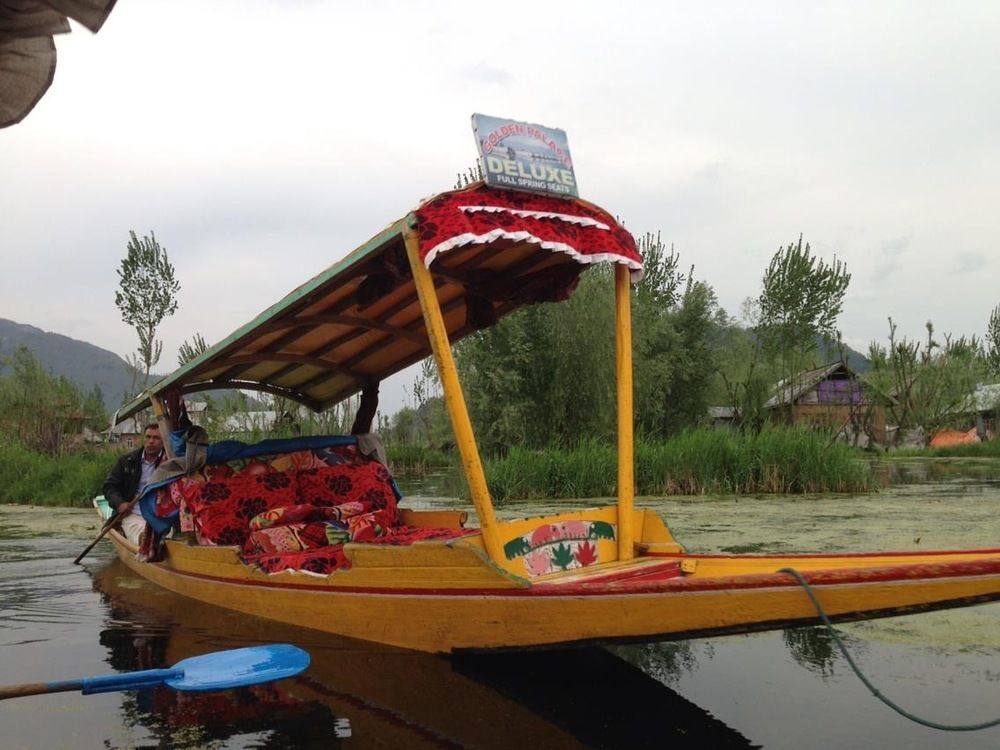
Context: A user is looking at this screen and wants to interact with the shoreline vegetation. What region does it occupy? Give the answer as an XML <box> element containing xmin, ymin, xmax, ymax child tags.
<box><xmin>484</xmin><ymin>427</ymin><xmax>877</xmax><ymax>502</ymax></box>
<box><xmin>5</xmin><ymin>425</ymin><xmax>1000</xmax><ymax>508</ymax></box>
<box><xmin>1</xmin><ymin>426</ymin><xmax>887</xmax><ymax>507</ymax></box>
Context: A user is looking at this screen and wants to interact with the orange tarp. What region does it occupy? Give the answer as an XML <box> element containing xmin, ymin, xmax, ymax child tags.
<box><xmin>929</xmin><ymin>428</ymin><xmax>980</xmax><ymax>448</ymax></box>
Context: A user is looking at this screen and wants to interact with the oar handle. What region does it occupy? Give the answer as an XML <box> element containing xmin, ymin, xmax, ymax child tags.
<box><xmin>0</xmin><ymin>669</ymin><xmax>183</xmax><ymax>700</ymax></box>
<box><xmin>0</xmin><ymin>682</ymin><xmax>79</xmax><ymax>699</ymax></box>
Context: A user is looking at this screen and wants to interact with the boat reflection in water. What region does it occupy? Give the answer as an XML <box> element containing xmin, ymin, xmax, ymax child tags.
<box><xmin>92</xmin><ymin>559</ymin><xmax>757</xmax><ymax>748</ymax></box>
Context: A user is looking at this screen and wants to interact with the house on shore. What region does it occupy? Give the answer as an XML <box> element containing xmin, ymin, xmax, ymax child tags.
<box><xmin>970</xmin><ymin>383</ymin><xmax>1000</xmax><ymax>439</ymax></box>
<box><xmin>764</xmin><ymin>361</ymin><xmax>887</xmax><ymax>446</ymax></box>
<box><xmin>107</xmin><ymin>401</ymin><xmax>209</xmax><ymax>447</ymax></box>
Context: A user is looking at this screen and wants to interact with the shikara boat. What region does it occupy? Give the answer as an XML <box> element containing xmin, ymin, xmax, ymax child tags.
<box><xmin>104</xmin><ymin>181</ymin><xmax>1000</xmax><ymax>654</ymax></box>
<box><xmin>92</xmin><ymin>559</ymin><xmax>755</xmax><ymax>748</ymax></box>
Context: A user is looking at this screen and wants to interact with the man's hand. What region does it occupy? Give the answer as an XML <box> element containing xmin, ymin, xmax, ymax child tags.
<box><xmin>116</xmin><ymin>502</ymin><xmax>131</xmax><ymax>515</ymax></box>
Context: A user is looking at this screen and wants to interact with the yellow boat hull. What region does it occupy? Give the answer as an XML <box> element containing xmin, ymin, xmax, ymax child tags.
<box><xmin>106</xmin><ymin>507</ymin><xmax>1000</xmax><ymax>654</ymax></box>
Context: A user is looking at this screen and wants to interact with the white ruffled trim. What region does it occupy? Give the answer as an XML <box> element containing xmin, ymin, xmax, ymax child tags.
<box><xmin>423</xmin><ymin>229</ymin><xmax>643</xmax><ymax>281</ymax></box>
<box><xmin>459</xmin><ymin>205</ymin><xmax>611</xmax><ymax>230</ymax></box>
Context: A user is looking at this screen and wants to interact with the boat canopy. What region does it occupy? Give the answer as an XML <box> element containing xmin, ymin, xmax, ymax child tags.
<box><xmin>116</xmin><ymin>182</ymin><xmax>641</xmax><ymax>422</ymax></box>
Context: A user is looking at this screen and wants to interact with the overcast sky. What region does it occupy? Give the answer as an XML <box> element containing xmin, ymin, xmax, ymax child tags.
<box><xmin>2</xmin><ymin>1</ymin><xmax>998</xmax><ymax>415</ymax></box>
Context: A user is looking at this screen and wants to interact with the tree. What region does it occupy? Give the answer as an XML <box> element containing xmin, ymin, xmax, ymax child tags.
<box><xmin>632</xmin><ymin>233</ymin><xmax>723</xmax><ymax>437</ymax></box>
<box><xmin>867</xmin><ymin>318</ymin><xmax>987</xmax><ymax>440</ymax></box>
<box><xmin>757</xmin><ymin>235</ymin><xmax>851</xmax><ymax>399</ymax></box>
<box><xmin>716</xmin><ymin>302</ymin><xmax>777</xmax><ymax>433</ymax></box>
<box><xmin>986</xmin><ymin>304</ymin><xmax>1000</xmax><ymax>378</ymax></box>
<box><xmin>178</xmin><ymin>333</ymin><xmax>208</xmax><ymax>366</ymax></box>
<box><xmin>454</xmin><ymin>231</ymin><xmax>723</xmax><ymax>451</ymax></box>
<box><xmin>0</xmin><ymin>346</ymin><xmax>107</xmax><ymax>455</ymax></box>
<box><xmin>114</xmin><ymin>230</ymin><xmax>180</xmax><ymax>394</ymax></box>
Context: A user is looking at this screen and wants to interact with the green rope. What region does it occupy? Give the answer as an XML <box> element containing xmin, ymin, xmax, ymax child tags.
<box><xmin>779</xmin><ymin>567</ymin><xmax>1000</xmax><ymax>732</ymax></box>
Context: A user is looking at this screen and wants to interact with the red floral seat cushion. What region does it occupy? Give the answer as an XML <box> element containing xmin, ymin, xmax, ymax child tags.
<box><xmin>185</xmin><ymin>470</ymin><xmax>299</xmax><ymax>546</ymax></box>
<box><xmin>297</xmin><ymin>462</ymin><xmax>398</xmax><ymax>520</ymax></box>
<box><xmin>242</xmin><ymin>545</ymin><xmax>351</xmax><ymax>576</ymax></box>
<box><xmin>170</xmin><ymin>448</ymin><xmax>413</xmax><ymax>572</ymax></box>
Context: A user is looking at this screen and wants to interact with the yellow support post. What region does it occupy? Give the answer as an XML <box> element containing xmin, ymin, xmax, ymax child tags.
<box><xmin>615</xmin><ymin>264</ymin><xmax>635</xmax><ymax>561</ymax></box>
<box><xmin>149</xmin><ymin>393</ymin><xmax>176</xmax><ymax>459</ymax></box>
<box><xmin>402</xmin><ymin>225</ymin><xmax>504</xmax><ymax>564</ymax></box>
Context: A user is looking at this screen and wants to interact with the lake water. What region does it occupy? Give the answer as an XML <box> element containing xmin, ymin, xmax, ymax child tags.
<box><xmin>2</xmin><ymin>459</ymin><xmax>999</xmax><ymax>748</ymax></box>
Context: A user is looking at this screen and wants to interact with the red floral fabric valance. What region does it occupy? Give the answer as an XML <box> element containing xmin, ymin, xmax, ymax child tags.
<box><xmin>414</xmin><ymin>184</ymin><xmax>643</xmax><ymax>280</ymax></box>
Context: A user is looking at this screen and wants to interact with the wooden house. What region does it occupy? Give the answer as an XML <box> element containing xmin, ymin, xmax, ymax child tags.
<box><xmin>764</xmin><ymin>361</ymin><xmax>887</xmax><ymax>445</ymax></box>
<box><xmin>963</xmin><ymin>383</ymin><xmax>999</xmax><ymax>440</ymax></box>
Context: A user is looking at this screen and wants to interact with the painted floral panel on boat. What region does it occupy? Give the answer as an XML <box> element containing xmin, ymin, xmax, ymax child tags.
<box><xmin>503</xmin><ymin>520</ymin><xmax>616</xmax><ymax>576</ymax></box>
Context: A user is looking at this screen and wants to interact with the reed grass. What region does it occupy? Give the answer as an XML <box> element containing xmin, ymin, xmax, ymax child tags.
<box><xmin>0</xmin><ymin>443</ymin><xmax>111</xmax><ymax>506</ymax></box>
<box><xmin>0</xmin><ymin>426</ymin><xmax>876</xmax><ymax>507</ymax></box>
<box><xmin>484</xmin><ymin>427</ymin><xmax>875</xmax><ymax>502</ymax></box>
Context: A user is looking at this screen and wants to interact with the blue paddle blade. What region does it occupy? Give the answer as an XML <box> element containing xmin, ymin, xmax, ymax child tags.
<box><xmin>165</xmin><ymin>644</ymin><xmax>310</xmax><ymax>693</ymax></box>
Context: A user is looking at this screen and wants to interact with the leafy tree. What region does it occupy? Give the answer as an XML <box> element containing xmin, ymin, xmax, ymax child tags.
<box><xmin>986</xmin><ymin>303</ymin><xmax>1000</xmax><ymax>378</ymax></box>
<box><xmin>114</xmin><ymin>230</ymin><xmax>180</xmax><ymax>394</ymax></box>
<box><xmin>178</xmin><ymin>332</ymin><xmax>208</xmax><ymax>366</ymax></box>
<box><xmin>715</xmin><ymin>299</ymin><xmax>778</xmax><ymax>432</ymax></box>
<box><xmin>632</xmin><ymin>234</ymin><xmax>723</xmax><ymax>437</ymax></box>
<box><xmin>388</xmin><ymin>360</ymin><xmax>452</xmax><ymax>448</ymax></box>
<box><xmin>453</xmin><ymin>232</ymin><xmax>722</xmax><ymax>451</ymax></box>
<box><xmin>657</xmin><ymin>278</ymin><xmax>724</xmax><ymax>433</ymax></box>
<box><xmin>757</xmin><ymin>235</ymin><xmax>851</xmax><ymax>388</ymax></box>
<box><xmin>0</xmin><ymin>346</ymin><xmax>107</xmax><ymax>455</ymax></box>
<box><xmin>866</xmin><ymin>318</ymin><xmax>987</xmax><ymax>440</ymax></box>
<box><xmin>454</xmin><ymin>162</ymin><xmax>484</xmax><ymax>189</ymax></box>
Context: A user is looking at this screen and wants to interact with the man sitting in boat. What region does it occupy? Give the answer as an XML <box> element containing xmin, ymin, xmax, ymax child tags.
<box><xmin>102</xmin><ymin>423</ymin><xmax>165</xmax><ymax>545</ymax></box>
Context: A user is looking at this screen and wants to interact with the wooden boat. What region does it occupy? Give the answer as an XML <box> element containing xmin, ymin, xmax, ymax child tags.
<box><xmin>91</xmin><ymin>559</ymin><xmax>756</xmax><ymax>748</ymax></box>
<box><xmin>105</xmin><ymin>181</ymin><xmax>1000</xmax><ymax>654</ymax></box>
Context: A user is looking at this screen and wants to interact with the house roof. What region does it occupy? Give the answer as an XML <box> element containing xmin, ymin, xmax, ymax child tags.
<box><xmin>968</xmin><ymin>383</ymin><xmax>1000</xmax><ymax>412</ymax></box>
<box><xmin>707</xmin><ymin>406</ymin><xmax>735</xmax><ymax>420</ymax></box>
<box><xmin>764</xmin><ymin>361</ymin><xmax>851</xmax><ymax>409</ymax></box>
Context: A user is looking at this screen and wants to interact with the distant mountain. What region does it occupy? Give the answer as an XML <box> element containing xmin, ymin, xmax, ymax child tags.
<box><xmin>0</xmin><ymin>319</ymin><xmax>268</xmax><ymax>416</ymax></box>
<box><xmin>0</xmin><ymin>318</ymin><xmax>147</xmax><ymax>412</ymax></box>
<box><xmin>817</xmin><ymin>337</ymin><xmax>871</xmax><ymax>373</ymax></box>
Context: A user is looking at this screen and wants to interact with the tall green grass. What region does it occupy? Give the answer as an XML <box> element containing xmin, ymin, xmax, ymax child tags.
<box><xmin>0</xmin><ymin>443</ymin><xmax>112</xmax><ymax>506</ymax></box>
<box><xmin>2</xmin><ymin>426</ymin><xmax>876</xmax><ymax>507</ymax></box>
<box><xmin>484</xmin><ymin>427</ymin><xmax>875</xmax><ymax>503</ymax></box>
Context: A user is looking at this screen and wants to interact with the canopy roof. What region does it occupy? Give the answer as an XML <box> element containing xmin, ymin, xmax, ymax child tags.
<box><xmin>0</xmin><ymin>0</ymin><xmax>118</xmax><ymax>128</ymax></box>
<box><xmin>116</xmin><ymin>183</ymin><xmax>641</xmax><ymax>422</ymax></box>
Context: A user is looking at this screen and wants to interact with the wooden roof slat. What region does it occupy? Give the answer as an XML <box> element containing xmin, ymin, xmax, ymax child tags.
<box><xmin>258</xmin><ymin>314</ymin><xmax>427</xmax><ymax>345</ymax></box>
<box><xmin>289</xmin><ymin>294</ymin><xmax>469</xmax><ymax>400</ymax></box>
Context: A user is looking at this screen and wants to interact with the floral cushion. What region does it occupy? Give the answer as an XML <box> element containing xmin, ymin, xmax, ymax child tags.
<box><xmin>242</xmin><ymin>545</ymin><xmax>351</xmax><ymax>576</ymax></box>
<box><xmin>296</xmin><ymin>461</ymin><xmax>397</xmax><ymax>516</ymax></box>
<box><xmin>187</xmin><ymin>471</ymin><xmax>299</xmax><ymax>546</ymax></box>
<box><xmin>163</xmin><ymin>444</ymin><xmax>431</xmax><ymax>573</ymax></box>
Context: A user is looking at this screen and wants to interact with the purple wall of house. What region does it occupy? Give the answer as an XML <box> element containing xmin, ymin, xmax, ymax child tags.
<box><xmin>816</xmin><ymin>379</ymin><xmax>863</xmax><ymax>404</ymax></box>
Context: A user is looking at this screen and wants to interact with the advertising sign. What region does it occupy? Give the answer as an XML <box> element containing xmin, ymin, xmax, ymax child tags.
<box><xmin>471</xmin><ymin>113</ymin><xmax>578</xmax><ymax>198</ymax></box>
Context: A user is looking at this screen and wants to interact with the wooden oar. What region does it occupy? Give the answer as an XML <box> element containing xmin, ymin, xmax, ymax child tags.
<box><xmin>73</xmin><ymin>505</ymin><xmax>129</xmax><ymax>565</ymax></box>
<box><xmin>0</xmin><ymin>644</ymin><xmax>310</xmax><ymax>700</ymax></box>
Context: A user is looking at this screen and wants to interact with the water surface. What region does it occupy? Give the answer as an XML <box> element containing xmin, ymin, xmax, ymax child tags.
<box><xmin>2</xmin><ymin>461</ymin><xmax>999</xmax><ymax>748</ymax></box>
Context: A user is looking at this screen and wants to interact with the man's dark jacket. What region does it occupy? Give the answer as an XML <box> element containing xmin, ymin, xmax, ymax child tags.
<box><xmin>102</xmin><ymin>448</ymin><xmax>146</xmax><ymax>507</ymax></box>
